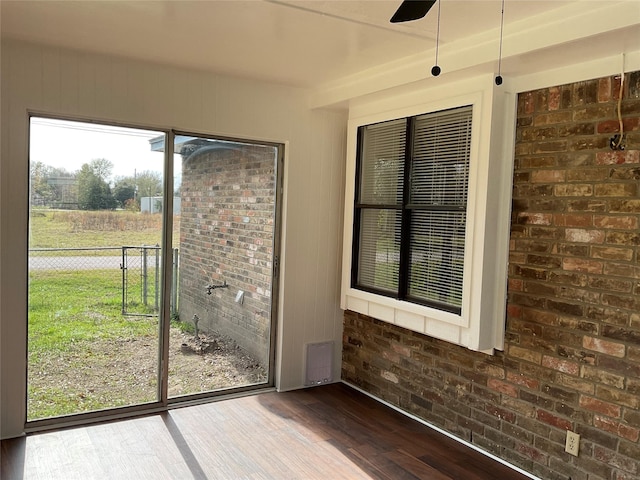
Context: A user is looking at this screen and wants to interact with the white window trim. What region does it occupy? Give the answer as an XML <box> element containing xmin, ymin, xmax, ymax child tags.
<box><xmin>341</xmin><ymin>78</ymin><xmax>516</xmax><ymax>353</ymax></box>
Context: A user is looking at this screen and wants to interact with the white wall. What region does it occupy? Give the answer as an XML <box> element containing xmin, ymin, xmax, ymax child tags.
<box><xmin>0</xmin><ymin>39</ymin><xmax>347</xmax><ymax>439</ymax></box>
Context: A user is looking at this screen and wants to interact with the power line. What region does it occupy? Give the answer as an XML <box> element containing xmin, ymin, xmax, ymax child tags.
<box><xmin>30</xmin><ymin>118</ymin><xmax>160</xmax><ymax>139</ymax></box>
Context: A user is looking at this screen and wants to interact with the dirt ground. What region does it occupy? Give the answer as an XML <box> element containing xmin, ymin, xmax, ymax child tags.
<box><xmin>28</xmin><ymin>327</ymin><xmax>267</xmax><ymax>420</ymax></box>
<box><xmin>167</xmin><ymin>327</ymin><xmax>267</xmax><ymax>397</ymax></box>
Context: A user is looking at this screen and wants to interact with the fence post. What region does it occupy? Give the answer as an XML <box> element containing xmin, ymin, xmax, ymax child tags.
<box><xmin>171</xmin><ymin>248</ymin><xmax>179</xmax><ymax>318</ymax></box>
<box><xmin>121</xmin><ymin>246</ymin><xmax>126</xmax><ymax>315</ymax></box>
<box><xmin>154</xmin><ymin>244</ymin><xmax>159</xmax><ymax>311</ymax></box>
<box><xmin>142</xmin><ymin>246</ymin><xmax>148</xmax><ymax>306</ymax></box>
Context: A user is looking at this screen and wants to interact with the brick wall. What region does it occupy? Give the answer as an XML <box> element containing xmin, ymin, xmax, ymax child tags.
<box><xmin>342</xmin><ymin>71</ymin><xmax>640</xmax><ymax>480</ymax></box>
<box><xmin>178</xmin><ymin>143</ymin><xmax>276</xmax><ymax>365</ymax></box>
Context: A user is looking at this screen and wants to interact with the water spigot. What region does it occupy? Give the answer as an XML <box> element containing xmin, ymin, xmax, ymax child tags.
<box><xmin>205</xmin><ymin>280</ymin><xmax>228</xmax><ymax>295</ymax></box>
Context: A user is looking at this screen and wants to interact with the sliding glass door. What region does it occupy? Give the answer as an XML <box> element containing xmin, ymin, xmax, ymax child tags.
<box><xmin>27</xmin><ymin>117</ymin><xmax>280</xmax><ymax>425</ymax></box>
<box><xmin>166</xmin><ymin>134</ymin><xmax>279</xmax><ymax>399</ymax></box>
<box><xmin>27</xmin><ymin>117</ymin><xmax>166</xmax><ymax>421</ymax></box>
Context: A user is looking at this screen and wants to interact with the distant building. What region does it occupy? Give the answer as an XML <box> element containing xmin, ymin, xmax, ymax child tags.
<box><xmin>140</xmin><ymin>196</ymin><xmax>181</xmax><ymax>215</ymax></box>
<box><xmin>31</xmin><ymin>176</ymin><xmax>78</xmax><ymax>209</ymax></box>
<box><xmin>48</xmin><ymin>177</ymin><xmax>78</xmax><ymax>207</ymax></box>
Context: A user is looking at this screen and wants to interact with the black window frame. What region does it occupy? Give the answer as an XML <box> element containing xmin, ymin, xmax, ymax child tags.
<box><xmin>351</xmin><ymin>105</ymin><xmax>473</xmax><ymax>315</ymax></box>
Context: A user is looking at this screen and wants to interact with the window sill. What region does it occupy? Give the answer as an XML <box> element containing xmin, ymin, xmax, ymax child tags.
<box><xmin>343</xmin><ymin>289</ymin><xmax>500</xmax><ymax>355</ymax></box>
<box><xmin>342</xmin><ymin>288</ymin><xmax>493</xmax><ymax>353</ymax></box>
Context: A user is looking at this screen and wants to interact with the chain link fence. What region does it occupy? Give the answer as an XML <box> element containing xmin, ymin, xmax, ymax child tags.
<box><xmin>29</xmin><ymin>246</ymin><xmax>178</xmax><ymax>316</ymax></box>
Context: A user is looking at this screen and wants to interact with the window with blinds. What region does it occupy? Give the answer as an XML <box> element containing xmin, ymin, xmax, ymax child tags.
<box><xmin>352</xmin><ymin>105</ymin><xmax>472</xmax><ymax>314</ymax></box>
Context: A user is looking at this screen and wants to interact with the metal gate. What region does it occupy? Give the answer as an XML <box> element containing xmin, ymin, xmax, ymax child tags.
<box><xmin>121</xmin><ymin>245</ymin><xmax>179</xmax><ymax>316</ymax></box>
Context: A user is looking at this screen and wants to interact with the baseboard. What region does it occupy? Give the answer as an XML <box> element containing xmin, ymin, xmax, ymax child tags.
<box><xmin>342</xmin><ymin>380</ymin><xmax>541</xmax><ymax>480</ymax></box>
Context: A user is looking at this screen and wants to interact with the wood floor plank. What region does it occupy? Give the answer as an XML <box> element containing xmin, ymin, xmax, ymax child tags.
<box><xmin>384</xmin><ymin>449</ymin><xmax>453</xmax><ymax>480</ymax></box>
<box><xmin>1</xmin><ymin>383</ymin><xmax>532</xmax><ymax>480</ymax></box>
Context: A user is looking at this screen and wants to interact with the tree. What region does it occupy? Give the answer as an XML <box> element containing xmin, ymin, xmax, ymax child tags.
<box><xmin>30</xmin><ymin>161</ymin><xmax>55</xmax><ymax>204</ymax></box>
<box><xmin>89</xmin><ymin>158</ymin><xmax>113</xmax><ymax>181</ymax></box>
<box><xmin>112</xmin><ymin>170</ymin><xmax>162</xmax><ymax>202</ymax></box>
<box><xmin>113</xmin><ymin>178</ymin><xmax>137</xmax><ymax>208</ymax></box>
<box><xmin>30</xmin><ymin>162</ymin><xmax>76</xmax><ymax>206</ymax></box>
<box><xmin>77</xmin><ymin>162</ymin><xmax>117</xmax><ymax>210</ymax></box>
<box><xmin>135</xmin><ymin>170</ymin><xmax>163</xmax><ymax>198</ymax></box>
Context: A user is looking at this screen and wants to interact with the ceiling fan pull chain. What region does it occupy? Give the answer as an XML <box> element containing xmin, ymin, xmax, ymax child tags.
<box><xmin>496</xmin><ymin>0</ymin><xmax>505</xmax><ymax>85</ymax></box>
<box><xmin>431</xmin><ymin>0</ymin><xmax>442</xmax><ymax>76</ymax></box>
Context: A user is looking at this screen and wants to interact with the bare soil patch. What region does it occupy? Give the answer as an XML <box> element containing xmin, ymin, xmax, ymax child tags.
<box><xmin>168</xmin><ymin>327</ymin><xmax>267</xmax><ymax>397</ymax></box>
<box><xmin>28</xmin><ymin>326</ymin><xmax>266</xmax><ymax>420</ymax></box>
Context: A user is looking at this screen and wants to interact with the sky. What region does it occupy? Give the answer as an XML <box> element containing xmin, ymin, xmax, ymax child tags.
<box><xmin>29</xmin><ymin>117</ymin><xmax>173</xmax><ymax>182</ymax></box>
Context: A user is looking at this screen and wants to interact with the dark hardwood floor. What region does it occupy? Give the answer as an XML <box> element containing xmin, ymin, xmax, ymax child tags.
<box><xmin>1</xmin><ymin>383</ymin><xmax>532</xmax><ymax>479</ymax></box>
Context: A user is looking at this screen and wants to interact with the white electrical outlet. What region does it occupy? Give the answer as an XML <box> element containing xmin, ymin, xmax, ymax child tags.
<box><xmin>565</xmin><ymin>431</ymin><xmax>580</xmax><ymax>456</ymax></box>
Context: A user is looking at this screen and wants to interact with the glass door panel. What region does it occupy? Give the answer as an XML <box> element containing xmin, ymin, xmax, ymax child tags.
<box><xmin>167</xmin><ymin>134</ymin><xmax>279</xmax><ymax>398</ymax></box>
<box><xmin>27</xmin><ymin>117</ymin><xmax>166</xmax><ymax>421</ymax></box>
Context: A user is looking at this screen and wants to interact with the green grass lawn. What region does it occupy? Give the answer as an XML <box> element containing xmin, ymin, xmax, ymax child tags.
<box><xmin>28</xmin><ymin>269</ymin><xmax>160</xmax><ymax>420</ymax></box>
<box><xmin>28</xmin><ymin>270</ymin><xmax>154</xmax><ymax>355</ymax></box>
<box><xmin>27</xmin><ymin>209</ymin><xmax>169</xmax><ymax>420</ymax></box>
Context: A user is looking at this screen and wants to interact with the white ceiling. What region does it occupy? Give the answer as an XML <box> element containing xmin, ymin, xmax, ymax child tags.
<box><xmin>1</xmin><ymin>0</ymin><xmax>585</xmax><ymax>88</ymax></box>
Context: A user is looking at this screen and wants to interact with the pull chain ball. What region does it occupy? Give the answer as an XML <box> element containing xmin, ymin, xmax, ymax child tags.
<box><xmin>431</xmin><ymin>65</ymin><xmax>441</xmax><ymax>76</ymax></box>
<box><xmin>495</xmin><ymin>75</ymin><xmax>503</xmax><ymax>85</ymax></box>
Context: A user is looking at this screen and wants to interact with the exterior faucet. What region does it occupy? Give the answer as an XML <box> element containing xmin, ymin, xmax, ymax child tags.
<box><xmin>205</xmin><ymin>280</ymin><xmax>228</xmax><ymax>295</ymax></box>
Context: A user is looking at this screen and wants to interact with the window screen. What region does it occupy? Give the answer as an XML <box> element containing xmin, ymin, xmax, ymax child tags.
<box><xmin>353</xmin><ymin>106</ymin><xmax>472</xmax><ymax>314</ymax></box>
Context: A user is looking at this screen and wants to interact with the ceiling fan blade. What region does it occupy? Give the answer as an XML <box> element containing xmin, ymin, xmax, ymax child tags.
<box><xmin>390</xmin><ymin>0</ymin><xmax>437</xmax><ymax>23</ymax></box>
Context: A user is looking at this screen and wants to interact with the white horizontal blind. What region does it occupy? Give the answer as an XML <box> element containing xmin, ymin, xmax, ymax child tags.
<box><xmin>356</xmin><ymin>119</ymin><xmax>406</xmax><ymax>292</ymax></box>
<box><xmin>357</xmin><ymin>209</ymin><xmax>401</xmax><ymax>293</ymax></box>
<box><xmin>408</xmin><ymin>106</ymin><xmax>472</xmax><ymax>309</ymax></box>
<box><xmin>359</xmin><ymin>119</ymin><xmax>406</xmax><ymax>205</ymax></box>
<box><xmin>410</xmin><ymin>106</ymin><xmax>472</xmax><ymax>207</ymax></box>
<box><xmin>408</xmin><ymin>211</ymin><xmax>466</xmax><ymax>307</ymax></box>
<box><xmin>354</xmin><ymin>106</ymin><xmax>472</xmax><ymax>312</ymax></box>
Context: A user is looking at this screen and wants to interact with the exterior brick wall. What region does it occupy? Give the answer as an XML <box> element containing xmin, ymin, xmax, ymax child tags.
<box><xmin>178</xmin><ymin>143</ymin><xmax>276</xmax><ymax>365</ymax></box>
<box><xmin>342</xmin><ymin>71</ymin><xmax>640</xmax><ymax>480</ymax></box>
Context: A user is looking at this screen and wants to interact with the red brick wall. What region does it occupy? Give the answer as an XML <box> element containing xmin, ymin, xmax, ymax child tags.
<box><xmin>342</xmin><ymin>71</ymin><xmax>640</xmax><ymax>480</ymax></box>
<box><xmin>178</xmin><ymin>144</ymin><xmax>276</xmax><ymax>365</ymax></box>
